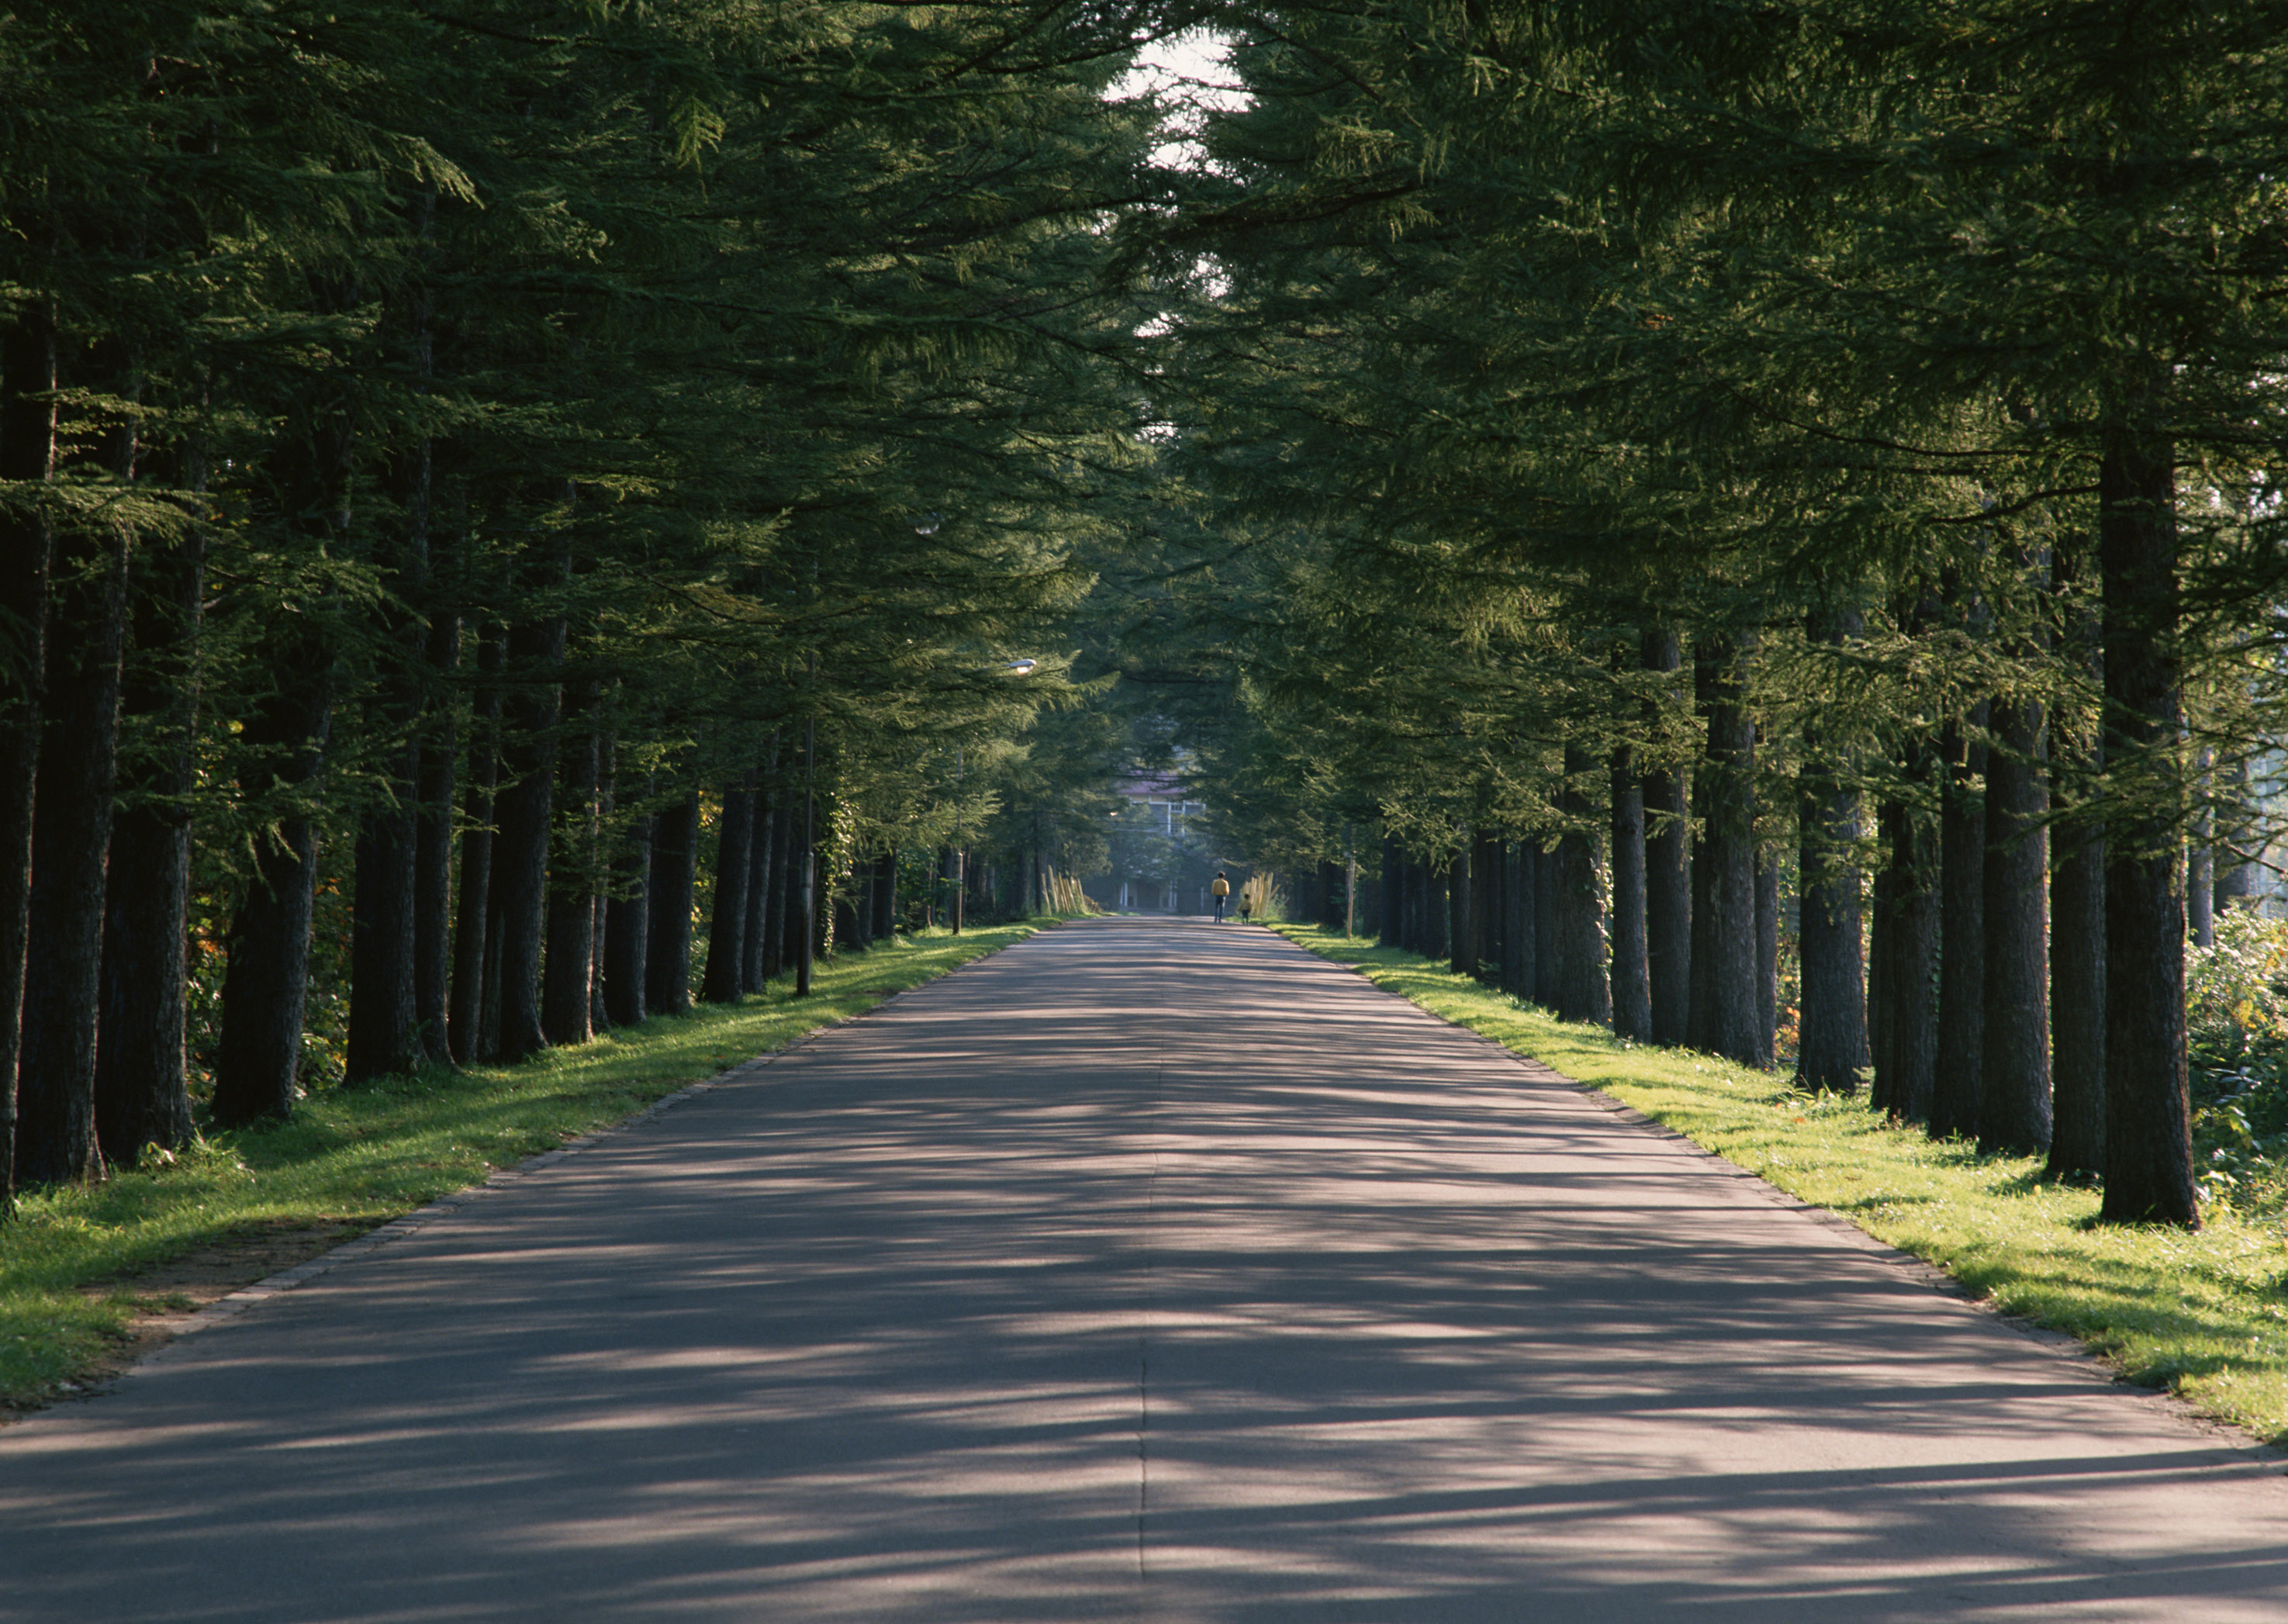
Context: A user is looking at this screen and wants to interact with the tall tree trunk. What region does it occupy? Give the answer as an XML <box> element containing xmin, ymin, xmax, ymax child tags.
<box><xmin>448</xmin><ymin>628</ymin><xmax>504</xmax><ymax>1063</ymax></box>
<box><xmin>2213</xmin><ymin>755</ymin><xmax>2259</xmax><ymax>914</ymax></box>
<box><xmin>1609</xmin><ymin>744</ymin><xmax>1652</xmax><ymax>1041</ymax></box>
<box><xmin>1980</xmin><ymin>694</ymin><xmax>2051</xmax><ymax>1156</ymax></box>
<box><xmin>412</xmin><ymin>596</ymin><xmax>458</xmax><ymax>1066</ymax></box>
<box><xmin>1797</xmin><ymin>613</ymin><xmax>1868</xmax><ymax>1093</ymax></box>
<box><xmin>1474</xmin><ymin>833</ymin><xmax>1502</xmax><ymax>981</ymax></box>
<box><xmin>95</xmin><ymin>485</ymin><xmax>206</xmax><ymax>1166</ymax></box>
<box><xmin>876</xmin><ymin>849</ymin><xmax>898</xmax><ymax>940</ymax></box>
<box><xmin>2048</xmin><ymin>535</ymin><xmax>2105</xmax><ymax>1177</ymax></box>
<box><xmin>1506</xmin><ymin>841</ymin><xmax>1535</xmax><ymax>1000</ymax></box>
<box><xmin>1533</xmin><ymin>840</ymin><xmax>1558</xmax><ymax>1007</ymax></box>
<box><xmin>603</xmin><ymin>798</ymin><xmax>651</xmax><ymax>1029</ymax></box>
<box><xmin>1754</xmin><ymin>843</ymin><xmax>1779</xmax><ymax>1070</ymax></box>
<box><xmin>1447</xmin><ymin>831</ymin><xmax>1473</xmax><ymax>976</ymax></box>
<box><xmin>2187</xmin><ymin>752</ymin><xmax>2215</xmax><ymax>949</ymax></box>
<box><xmin>347</xmin><ymin>754</ymin><xmax>419</xmax><ymax>1083</ymax></box>
<box><xmin>210</xmin><ymin>676</ymin><xmax>331</xmax><ymax>1126</ymax></box>
<box><xmin>0</xmin><ymin>300</ymin><xmax>60</xmax><ymax>1207</ymax></box>
<box><xmin>490</xmin><ymin>606</ymin><xmax>565</xmax><ymax>1063</ymax></box>
<box><xmin>16</xmin><ymin>520</ymin><xmax>131</xmax><ymax>1185</ymax></box>
<box><xmin>1930</xmin><ymin>707</ymin><xmax>1988</xmax><ymax>1141</ymax></box>
<box><xmin>760</xmin><ymin>797</ymin><xmax>790</xmax><ymax>983</ymax></box>
<box><xmin>1874</xmin><ymin>793</ymin><xmax>1939</xmax><ymax>1123</ymax></box>
<box><xmin>1642</xmin><ymin>628</ymin><xmax>1691</xmax><ymax>1047</ymax></box>
<box><xmin>1555</xmin><ymin>745</ymin><xmax>1611</xmax><ymax>1026</ymax></box>
<box><xmin>1378</xmin><ymin>833</ymin><xmax>1401</xmax><ymax>948</ymax></box>
<box><xmin>2099</xmin><ymin>422</ymin><xmax>2196</xmax><ymax>1225</ymax></box>
<box><xmin>1688</xmin><ymin>635</ymin><xmax>1761</xmax><ymax>1065</ymax></box>
<box><xmin>541</xmin><ymin>685</ymin><xmax>600</xmax><ymax>1046</ymax></box>
<box><xmin>703</xmin><ymin>783</ymin><xmax>752</xmax><ymax>1004</ymax></box>
<box><xmin>646</xmin><ymin>796</ymin><xmax>699</xmax><ymax>1015</ymax></box>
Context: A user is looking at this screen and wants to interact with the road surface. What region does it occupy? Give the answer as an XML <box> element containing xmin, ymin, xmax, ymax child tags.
<box><xmin>2</xmin><ymin>917</ymin><xmax>2283</xmax><ymax>1621</ymax></box>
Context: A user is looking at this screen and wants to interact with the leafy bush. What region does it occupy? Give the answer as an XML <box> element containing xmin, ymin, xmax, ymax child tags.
<box><xmin>2186</xmin><ymin>908</ymin><xmax>2288</xmax><ymax>1212</ymax></box>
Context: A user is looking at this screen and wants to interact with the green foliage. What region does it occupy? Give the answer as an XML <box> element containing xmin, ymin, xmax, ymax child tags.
<box><xmin>2188</xmin><ymin>910</ymin><xmax>2288</xmax><ymax>1213</ymax></box>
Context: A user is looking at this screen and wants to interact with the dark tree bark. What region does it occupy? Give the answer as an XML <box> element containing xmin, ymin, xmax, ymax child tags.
<box><xmin>1506</xmin><ymin>841</ymin><xmax>1535</xmax><ymax>1000</ymax></box>
<box><xmin>1555</xmin><ymin>746</ymin><xmax>1611</xmax><ymax>1026</ymax></box>
<box><xmin>94</xmin><ymin>452</ymin><xmax>205</xmax><ymax>1166</ymax></box>
<box><xmin>210</xmin><ymin>677</ymin><xmax>331</xmax><ymax>1126</ymax></box>
<box><xmin>490</xmin><ymin>607</ymin><xmax>565</xmax><ymax>1063</ymax></box>
<box><xmin>1797</xmin><ymin>614</ymin><xmax>1868</xmax><ymax>1094</ymax></box>
<box><xmin>2099</xmin><ymin>423</ymin><xmax>2196</xmax><ymax>1225</ymax></box>
<box><xmin>1533</xmin><ymin>840</ymin><xmax>1559</xmax><ymax>1007</ymax></box>
<box><xmin>875</xmin><ymin>849</ymin><xmax>899</xmax><ymax>941</ymax></box>
<box><xmin>646</xmin><ymin>796</ymin><xmax>699</xmax><ymax>1015</ymax></box>
<box><xmin>2187</xmin><ymin>752</ymin><xmax>2215</xmax><ymax>949</ymax></box>
<box><xmin>2051</xmin><ymin>809</ymin><xmax>2107</xmax><ymax>1179</ymax></box>
<box><xmin>761</xmin><ymin>798</ymin><xmax>790</xmax><ymax>983</ymax></box>
<box><xmin>412</xmin><ymin>599</ymin><xmax>458</xmax><ymax>1066</ymax></box>
<box><xmin>1642</xmin><ymin>628</ymin><xmax>1692</xmax><ymax>1048</ymax></box>
<box><xmin>1688</xmin><ymin>636</ymin><xmax>1761</xmax><ymax>1065</ymax></box>
<box><xmin>0</xmin><ymin>301</ymin><xmax>60</xmax><ymax>1205</ymax></box>
<box><xmin>347</xmin><ymin>770</ymin><xmax>419</xmax><ymax>1083</ymax></box>
<box><xmin>1474</xmin><ymin>833</ymin><xmax>1502</xmax><ymax>980</ymax></box>
<box><xmin>448</xmin><ymin>628</ymin><xmax>504</xmax><ymax>1063</ymax></box>
<box><xmin>1930</xmin><ymin>707</ymin><xmax>1988</xmax><ymax>1141</ymax></box>
<box><xmin>1872</xmin><ymin>793</ymin><xmax>1938</xmax><ymax>1123</ymax></box>
<box><xmin>2214</xmin><ymin>755</ymin><xmax>2260</xmax><ymax>915</ymax></box>
<box><xmin>1754</xmin><ymin>844</ymin><xmax>1779</xmax><ymax>1070</ymax></box>
<box><xmin>589</xmin><ymin>738</ymin><xmax>614</xmax><ymax>1034</ymax></box>
<box><xmin>602</xmin><ymin>802</ymin><xmax>651</xmax><ymax>1028</ymax></box>
<box><xmin>1980</xmin><ymin>693</ymin><xmax>2051</xmax><ymax>1156</ymax></box>
<box><xmin>1609</xmin><ymin>745</ymin><xmax>1652</xmax><ymax>1041</ymax></box>
<box><xmin>16</xmin><ymin>520</ymin><xmax>131</xmax><ymax>1186</ymax></box>
<box><xmin>1378</xmin><ymin>832</ymin><xmax>1401</xmax><ymax>948</ymax></box>
<box><xmin>541</xmin><ymin>686</ymin><xmax>600</xmax><ymax>1046</ymax></box>
<box><xmin>1448</xmin><ymin>831</ymin><xmax>1473</xmax><ymax>977</ymax></box>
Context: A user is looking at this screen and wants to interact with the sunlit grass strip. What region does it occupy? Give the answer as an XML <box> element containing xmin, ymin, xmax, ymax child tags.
<box><xmin>0</xmin><ymin>922</ymin><xmax>1043</xmax><ymax>1408</ymax></box>
<box><xmin>1274</xmin><ymin>923</ymin><xmax>2288</xmax><ymax>1446</ymax></box>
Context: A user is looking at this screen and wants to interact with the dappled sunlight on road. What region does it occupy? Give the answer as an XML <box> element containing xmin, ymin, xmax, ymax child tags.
<box><xmin>0</xmin><ymin>918</ymin><xmax>2283</xmax><ymax>1621</ymax></box>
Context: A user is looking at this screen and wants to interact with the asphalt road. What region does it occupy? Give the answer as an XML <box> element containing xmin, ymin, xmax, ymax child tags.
<box><xmin>2</xmin><ymin>917</ymin><xmax>2284</xmax><ymax>1622</ymax></box>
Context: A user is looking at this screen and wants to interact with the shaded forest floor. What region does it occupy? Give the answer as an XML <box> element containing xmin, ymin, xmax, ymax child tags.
<box><xmin>0</xmin><ymin>922</ymin><xmax>1047</xmax><ymax>1419</ymax></box>
<box><xmin>1274</xmin><ymin>924</ymin><xmax>2288</xmax><ymax>1449</ymax></box>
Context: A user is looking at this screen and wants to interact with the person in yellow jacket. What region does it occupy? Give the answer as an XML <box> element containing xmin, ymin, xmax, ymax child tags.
<box><xmin>1211</xmin><ymin>871</ymin><xmax>1231</xmax><ymax>923</ymax></box>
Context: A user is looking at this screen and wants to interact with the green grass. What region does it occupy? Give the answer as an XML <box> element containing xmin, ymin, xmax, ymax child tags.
<box><xmin>0</xmin><ymin>921</ymin><xmax>1044</xmax><ymax>1408</ymax></box>
<box><xmin>1274</xmin><ymin>923</ymin><xmax>2288</xmax><ymax>1445</ymax></box>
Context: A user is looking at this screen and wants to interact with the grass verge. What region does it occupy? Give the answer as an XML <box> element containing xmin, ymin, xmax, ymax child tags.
<box><xmin>1</xmin><ymin>921</ymin><xmax>1043</xmax><ymax>1411</ymax></box>
<box><xmin>1274</xmin><ymin>922</ymin><xmax>2288</xmax><ymax>1446</ymax></box>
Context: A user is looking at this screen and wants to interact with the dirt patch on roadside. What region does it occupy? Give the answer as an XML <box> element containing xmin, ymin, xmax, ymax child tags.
<box><xmin>3</xmin><ymin>1219</ymin><xmax>371</xmax><ymax>1424</ymax></box>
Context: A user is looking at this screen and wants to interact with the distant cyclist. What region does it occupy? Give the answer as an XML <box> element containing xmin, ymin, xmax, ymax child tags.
<box><xmin>1211</xmin><ymin>871</ymin><xmax>1231</xmax><ymax>923</ymax></box>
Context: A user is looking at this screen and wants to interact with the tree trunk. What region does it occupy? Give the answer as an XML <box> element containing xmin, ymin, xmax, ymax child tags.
<box><xmin>1474</xmin><ymin>833</ymin><xmax>1502</xmax><ymax>980</ymax></box>
<box><xmin>1872</xmin><ymin>793</ymin><xmax>1938</xmax><ymax>1123</ymax></box>
<box><xmin>16</xmin><ymin>521</ymin><xmax>131</xmax><ymax>1186</ymax></box>
<box><xmin>1609</xmin><ymin>745</ymin><xmax>1652</xmax><ymax>1041</ymax></box>
<box><xmin>448</xmin><ymin>628</ymin><xmax>504</xmax><ymax>1063</ymax></box>
<box><xmin>2051</xmin><ymin>811</ymin><xmax>2107</xmax><ymax>1179</ymax></box>
<box><xmin>2213</xmin><ymin>755</ymin><xmax>2259</xmax><ymax>914</ymax></box>
<box><xmin>876</xmin><ymin>849</ymin><xmax>899</xmax><ymax>940</ymax></box>
<box><xmin>347</xmin><ymin>773</ymin><xmax>419</xmax><ymax>1083</ymax></box>
<box><xmin>490</xmin><ymin>610</ymin><xmax>564</xmax><ymax>1063</ymax></box>
<box><xmin>1980</xmin><ymin>693</ymin><xmax>2051</xmax><ymax>1156</ymax></box>
<box><xmin>1688</xmin><ymin>635</ymin><xmax>1761</xmax><ymax>1065</ymax></box>
<box><xmin>2187</xmin><ymin>752</ymin><xmax>2215</xmax><ymax>949</ymax></box>
<box><xmin>0</xmin><ymin>301</ymin><xmax>59</xmax><ymax>1206</ymax></box>
<box><xmin>541</xmin><ymin>687</ymin><xmax>600</xmax><ymax>1046</ymax></box>
<box><xmin>210</xmin><ymin>679</ymin><xmax>330</xmax><ymax>1126</ymax></box>
<box><xmin>1378</xmin><ymin>833</ymin><xmax>1401</xmax><ymax>948</ymax></box>
<box><xmin>94</xmin><ymin>462</ymin><xmax>205</xmax><ymax>1167</ymax></box>
<box><xmin>761</xmin><ymin>797</ymin><xmax>790</xmax><ymax>983</ymax></box>
<box><xmin>1507</xmin><ymin>841</ymin><xmax>1535</xmax><ymax>1000</ymax></box>
<box><xmin>603</xmin><ymin>801</ymin><xmax>651</xmax><ymax>1028</ymax></box>
<box><xmin>1641</xmin><ymin>627</ymin><xmax>1691</xmax><ymax>1046</ymax></box>
<box><xmin>1754</xmin><ymin>843</ymin><xmax>1779</xmax><ymax>1070</ymax></box>
<box><xmin>413</xmin><ymin>603</ymin><xmax>458</xmax><ymax>1066</ymax></box>
<box><xmin>647</xmin><ymin>796</ymin><xmax>699</xmax><ymax>1015</ymax></box>
<box><xmin>2099</xmin><ymin>423</ymin><xmax>2196</xmax><ymax>1225</ymax></box>
<box><xmin>1556</xmin><ymin>746</ymin><xmax>1611</xmax><ymax>1025</ymax></box>
<box><xmin>1930</xmin><ymin>707</ymin><xmax>1987</xmax><ymax>1141</ymax></box>
<box><xmin>1797</xmin><ymin>616</ymin><xmax>1868</xmax><ymax>1093</ymax></box>
<box><xmin>1448</xmin><ymin>831</ymin><xmax>1473</xmax><ymax>976</ymax></box>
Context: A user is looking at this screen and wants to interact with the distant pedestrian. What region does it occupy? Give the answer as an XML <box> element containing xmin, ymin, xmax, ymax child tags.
<box><xmin>1238</xmin><ymin>891</ymin><xmax>1253</xmax><ymax>924</ymax></box>
<box><xmin>1211</xmin><ymin>870</ymin><xmax>1230</xmax><ymax>923</ymax></box>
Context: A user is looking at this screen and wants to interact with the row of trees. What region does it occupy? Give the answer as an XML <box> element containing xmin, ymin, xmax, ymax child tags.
<box><xmin>1149</xmin><ymin>0</ymin><xmax>2288</xmax><ymax>1228</ymax></box>
<box><xmin>0</xmin><ymin>0</ymin><xmax>1194</xmax><ymax>1210</ymax></box>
